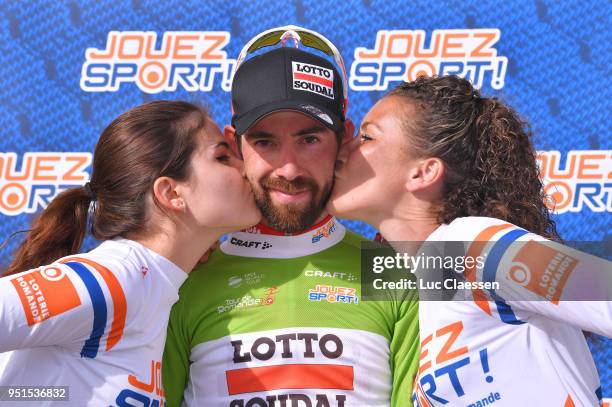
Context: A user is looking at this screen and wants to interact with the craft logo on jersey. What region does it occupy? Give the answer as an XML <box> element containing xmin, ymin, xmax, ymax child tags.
<box><xmin>81</xmin><ymin>31</ymin><xmax>235</xmax><ymax>93</ymax></box>
<box><xmin>507</xmin><ymin>240</ymin><xmax>577</xmax><ymax>303</ymax></box>
<box><xmin>230</xmin><ymin>237</ymin><xmax>272</xmax><ymax>250</ymax></box>
<box><xmin>0</xmin><ymin>152</ymin><xmax>91</xmax><ymax>216</ymax></box>
<box><xmin>11</xmin><ymin>266</ymin><xmax>81</xmax><ymax>325</ymax></box>
<box><xmin>312</xmin><ymin>219</ymin><xmax>337</xmax><ymax>243</ymax></box>
<box><xmin>350</xmin><ymin>29</ymin><xmax>507</xmax><ymax>91</ymax></box>
<box><xmin>537</xmin><ymin>150</ymin><xmax>612</xmax><ymax>214</ymax></box>
<box><xmin>304</xmin><ymin>270</ymin><xmax>358</xmax><ymax>282</ymax></box>
<box><xmin>292</xmin><ymin>61</ymin><xmax>334</xmax><ymax>99</ymax></box>
<box><xmin>308</xmin><ymin>284</ymin><xmax>359</xmax><ymax>304</ymax></box>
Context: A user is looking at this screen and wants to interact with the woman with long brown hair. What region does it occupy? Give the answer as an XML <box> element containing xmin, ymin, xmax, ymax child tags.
<box><xmin>328</xmin><ymin>76</ymin><xmax>611</xmax><ymax>406</ymax></box>
<box><xmin>0</xmin><ymin>100</ymin><xmax>260</xmax><ymax>406</ymax></box>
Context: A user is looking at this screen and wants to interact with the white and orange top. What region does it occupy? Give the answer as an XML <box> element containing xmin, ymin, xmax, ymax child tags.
<box><xmin>412</xmin><ymin>217</ymin><xmax>611</xmax><ymax>407</ymax></box>
<box><xmin>0</xmin><ymin>238</ymin><xmax>187</xmax><ymax>406</ymax></box>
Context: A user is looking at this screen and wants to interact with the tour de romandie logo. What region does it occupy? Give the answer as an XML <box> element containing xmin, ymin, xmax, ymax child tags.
<box><xmin>217</xmin><ymin>286</ymin><xmax>279</xmax><ymax>314</ymax></box>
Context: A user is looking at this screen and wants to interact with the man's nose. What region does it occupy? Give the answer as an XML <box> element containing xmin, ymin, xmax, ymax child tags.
<box><xmin>273</xmin><ymin>145</ymin><xmax>304</xmax><ymax>181</ymax></box>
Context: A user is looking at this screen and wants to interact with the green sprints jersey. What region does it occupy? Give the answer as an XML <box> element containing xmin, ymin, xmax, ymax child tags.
<box><xmin>163</xmin><ymin>216</ymin><xmax>419</xmax><ymax>407</ymax></box>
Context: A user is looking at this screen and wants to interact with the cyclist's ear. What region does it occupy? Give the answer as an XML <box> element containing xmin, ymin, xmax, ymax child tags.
<box><xmin>343</xmin><ymin>118</ymin><xmax>356</xmax><ymax>144</ymax></box>
<box><xmin>223</xmin><ymin>125</ymin><xmax>241</xmax><ymax>157</ymax></box>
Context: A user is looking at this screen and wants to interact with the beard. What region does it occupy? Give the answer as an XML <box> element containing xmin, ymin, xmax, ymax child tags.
<box><xmin>252</xmin><ymin>175</ymin><xmax>333</xmax><ymax>234</ymax></box>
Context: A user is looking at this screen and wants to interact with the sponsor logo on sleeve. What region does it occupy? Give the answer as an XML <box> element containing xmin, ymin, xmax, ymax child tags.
<box><xmin>506</xmin><ymin>240</ymin><xmax>577</xmax><ymax>303</ymax></box>
<box><xmin>10</xmin><ymin>266</ymin><xmax>81</xmax><ymax>325</ymax></box>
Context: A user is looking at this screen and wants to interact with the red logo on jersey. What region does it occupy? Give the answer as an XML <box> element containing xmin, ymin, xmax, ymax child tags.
<box><xmin>11</xmin><ymin>266</ymin><xmax>81</xmax><ymax>325</ymax></box>
<box><xmin>507</xmin><ymin>240</ymin><xmax>577</xmax><ymax>304</ymax></box>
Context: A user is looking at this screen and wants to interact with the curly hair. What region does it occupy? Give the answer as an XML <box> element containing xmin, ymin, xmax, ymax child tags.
<box><xmin>386</xmin><ymin>75</ymin><xmax>559</xmax><ymax>240</ymax></box>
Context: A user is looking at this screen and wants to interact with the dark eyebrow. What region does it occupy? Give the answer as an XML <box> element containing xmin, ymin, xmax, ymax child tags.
<box><xmin>244</xmin><ymin>131</ymin><xmax>275</xmax><ymax>141</ymax></box>
<box><xmin>244</xmin><ymin>126</ymin><xmax>327</xmax><ymax>140</ymax></box>
<box><xmin>295</xmin><ymin>126</ymin><xmax>327</xmax><ymax>136</ymax></box>
<box><xmin>214</xmin><ymin>141</ymin><xmax>231</xmax><ymax>149</ymax></box>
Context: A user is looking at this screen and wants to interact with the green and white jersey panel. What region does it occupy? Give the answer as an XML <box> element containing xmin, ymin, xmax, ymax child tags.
<box><xmin>163</xmin><ymin>217</ymin><xmax>419</xmax><ymax>407</ymax></box>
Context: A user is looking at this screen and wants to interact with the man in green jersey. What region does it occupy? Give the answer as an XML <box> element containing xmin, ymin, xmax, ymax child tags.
<box><xmin>163</xmin><ymin>27</ymin><xmax>419</xmax><ymax>407</ymax></box>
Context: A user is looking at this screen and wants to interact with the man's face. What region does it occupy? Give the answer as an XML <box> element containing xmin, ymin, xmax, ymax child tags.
<box><xmin>240</xmin><ymin>111</ymin><xmax>339</xmax><ymax>233</ymax></box>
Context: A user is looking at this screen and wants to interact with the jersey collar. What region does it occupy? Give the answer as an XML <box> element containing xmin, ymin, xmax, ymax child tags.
<box><xmin>220</xmin><ymin>215</ymin><xmax>346</xmax><ymax>258</ymax></box>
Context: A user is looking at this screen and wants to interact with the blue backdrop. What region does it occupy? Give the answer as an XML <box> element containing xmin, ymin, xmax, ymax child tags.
<box><xmin>0</xmin><ymin>0</ymin><xmax>609</xmax><ymax>402</ymax></box>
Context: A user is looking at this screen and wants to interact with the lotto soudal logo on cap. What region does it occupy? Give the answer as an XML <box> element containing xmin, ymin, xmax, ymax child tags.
<box><xmin>292</xmin><ymin>61</ymin><xmax>335</xmax><ymax>99</ymax></box>
<box><xmin>231</xmin><ymin>47</ymin><xmax>344</xmax><ymax>135</ymax></box>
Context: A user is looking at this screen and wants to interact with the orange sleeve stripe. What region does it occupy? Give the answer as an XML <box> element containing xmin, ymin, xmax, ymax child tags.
<box><xmin>563</xmin><ymin>395</ymin><xmax>576</xmax><ymax>407</ymax></box>
<box><xmin>464</xmin><ymin>223</ymin><xmax>514</xmax><ymax>316</ymax></box>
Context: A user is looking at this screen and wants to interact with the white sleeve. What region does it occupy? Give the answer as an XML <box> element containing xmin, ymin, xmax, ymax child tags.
<box><xmin>0</xmin><ymin>262</ymin><xmax>97</xmax><ymax>352</ymax></box>
<box><xmin>487</xmin><ymin>232</ymin><xmax>612</xmax><ymax>337</ymax></box>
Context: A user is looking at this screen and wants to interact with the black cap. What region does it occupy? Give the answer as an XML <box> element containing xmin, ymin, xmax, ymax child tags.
<box><xmin>231</xmin><ymin>47</ymin><xmax>345</xmax><ymax>135</ymax></box>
